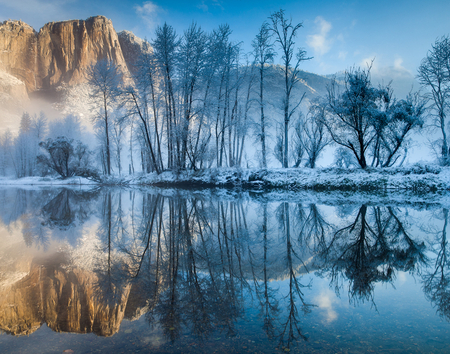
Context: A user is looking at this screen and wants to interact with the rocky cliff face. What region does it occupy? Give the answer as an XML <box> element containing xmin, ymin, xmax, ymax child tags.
<box><xmin>0</xmin><ymin>16</ymin><xmax>135</xmax><ymax>94</ymax></box>
<box><xmin>118</xmin><ymin>30</ymin><xmax>151</xmax><ymax>75</ymax></box>
<box><xmin>0</xmin><ymin>253</ymin><xmax>132</xmax><ymax>336</ymax></box>
<box><xmin>0</xmin><ymin>20</ymin><xmax>37</xmax><ymax>92</ymax></box>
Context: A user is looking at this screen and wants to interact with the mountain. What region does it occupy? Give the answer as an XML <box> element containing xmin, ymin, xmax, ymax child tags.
<box><xmin>0</xmin><ymin>16</ymin><xmax>149</xmax><ymax>132</ymax></box>
<box><xmin>0</xmin><ymin>16</ymin><xmax>131</xmax><ymax>93</ymax></box>
<box><xmin>0</xmin><ymin>15</ymin><xmax>335</xmax><ymax>137</ymax></box>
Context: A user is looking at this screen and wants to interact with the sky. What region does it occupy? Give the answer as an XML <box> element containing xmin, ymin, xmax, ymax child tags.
<box><xmin>1</xmin><ymin>0</ymin><xmax>449</xmax><ymax>97</ymax></box>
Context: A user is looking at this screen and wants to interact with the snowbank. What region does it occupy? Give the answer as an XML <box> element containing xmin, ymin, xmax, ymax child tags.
<box><xmin>1</xmin><ymin>164</ymin><xmax>450</xmax><ymax>192</ymax></box>
<box><xmin>0</xmin><ymin>176</ymin><xmax>97</xmax><ymax>187</ymax></box>
<box><xmin>127</xmin><ymin>165</ymin><xmax>450</xmax><ymax>192</ymax></box>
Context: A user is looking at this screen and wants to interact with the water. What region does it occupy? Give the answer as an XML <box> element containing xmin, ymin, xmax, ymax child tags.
<box><xmin>0</xmin><ymin>187</ymin><xmax>449</xmax><ymax>353</ymax></box>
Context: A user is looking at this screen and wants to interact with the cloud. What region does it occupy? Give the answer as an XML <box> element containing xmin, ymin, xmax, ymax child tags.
<box><xmin>359</xmin><ymin>56</ymin><xmax>417</xmax><ymax>98</ymax></box>
<box><xmin>361</xmin><ymin>56</ymin><xmax>377</xmax><ymax>69</ymax></box>
<box><xmin>135</xmin><ymin>1</ymin><xmax>161</xmax><ymax>30</ymax></box>
<box><xmin>196</xmin><ymin>0</ymin><xmax>224</xmax><ymax>13</ymax></box>
<box><xmin>197</xmin><ymin>1</ymin><xmax>208</xmax><ymax>12</ymax></box>
<box><xmin>314</xmin><ymin>289</ymin><xmax>338</xmax><ymax>323</ymax></box>
<box><xmin>307</xmin><ymin>16</ymin><xmax>332</xmax><ymax>56</ymax></box>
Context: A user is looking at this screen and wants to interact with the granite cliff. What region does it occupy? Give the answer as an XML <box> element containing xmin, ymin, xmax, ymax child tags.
<box><xmin>0</xmin><ymin>16</ymin><xmax>139</xmax><ymax>94</ymax></box>
<box><xmin>0</xmin><ymin>253</ymin><xmax>133</xmax><ymax>336</ymax></box>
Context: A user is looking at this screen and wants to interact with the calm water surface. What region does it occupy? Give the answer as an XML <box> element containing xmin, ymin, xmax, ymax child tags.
<box><xmin>0</xmin><ymin>187</ymin><xmax>449</xmax><ymax>353</ymax></box>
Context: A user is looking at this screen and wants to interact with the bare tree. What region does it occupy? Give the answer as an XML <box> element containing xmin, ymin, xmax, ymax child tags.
<box><xmin>269</xmin><ymin>9</ymin><xmax>311</xmax><ymax>168</ymax></box>
<box><xmin>88</xmin><ymin>58</ymin><xmax>123</xmax><ymax>175</ymax></box>
<box><xmin>252</xmin><ymin>23</ymin><xmax>275</xmax><ymax>168</ymax></box>
<box><xmin>417</xmin><ymin>35</ymin><xmax>450</xmax><ymax>165</ymax></box>
<box><xmin>179</xmin><ymin>23</ymin><xmax>207</xmax><ymax>169</ymax></box>
<box><xmin>152</xmin><ymin>23</ymin><xmax>179</xmax><ymax>169</ymax></box>
<box><xmin>294</xmin><ymin>101</ymin><xmax>330</xmax><ymax>168</ymax></box>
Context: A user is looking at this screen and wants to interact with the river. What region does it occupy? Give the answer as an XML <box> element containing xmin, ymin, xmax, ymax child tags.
<box><xmin>0</xmin><ymin>187</ymin><xmax>449</xmax><ymax>353</ymax></box>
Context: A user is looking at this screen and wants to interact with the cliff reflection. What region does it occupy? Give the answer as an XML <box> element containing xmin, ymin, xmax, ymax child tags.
<box><xmin>0</xmin><ymin>253</ymin><xmax>130</xmax><ymax>336</ymax></box>
<box><xmin>0</xmin><ymin>188</ymin><xmax>445</xmax><ymax>348</ymax></box>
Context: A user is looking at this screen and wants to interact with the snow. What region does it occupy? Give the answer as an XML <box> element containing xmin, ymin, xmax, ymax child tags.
<box><xmin>1</xmin><ymin>164</ymin><xmax>450</xmax><ymax>193</ymax></box>
<box><xmin>0</xmin><ymin>176</ymin><xmax>97</xmax><ymax>186</ymax></box>
<box><xmin>125</xmin><ymin>165</ymin><xmax>450</xmax><ymax>192</ymax></box>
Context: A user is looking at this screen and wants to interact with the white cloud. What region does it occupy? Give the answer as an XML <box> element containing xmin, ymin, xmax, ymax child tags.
<box><xmin>197</xmin><ymin>1</ymin><xmax>208</xmax><ymax>12</ymax></box>
<box><xmin>361</xmin><ymin>56</ymin><xmax>377</xmax><ymax>70</ymax></box>
<box><xmin>307</xmin><ymin>16</ymin><xmax>333</xmax><ymax>56</ymax></box>
<box><xmin>358</xmin><ymin>56</ymin><xmax>417</xmax><ymax>98</ymax></box>
<box><xmin>134</xmin><ymin>1</ymin><xmax>161</xmax><ymax>30</ymax></box>
<box><xmin>315</xmin><ymin>289</ymin><xmax>338</xmax><ymax>323</ymax></box>
<box><xmin>394</xmin><ymin>57</ymin><xmax>405</xmax><ymax>70</ymax></box>
<box><xmin>196</xmin><ymin>0</ymin><xmax>224</xmax><ymax>13</ymax></box>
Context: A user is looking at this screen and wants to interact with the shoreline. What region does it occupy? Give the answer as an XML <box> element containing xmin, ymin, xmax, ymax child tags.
<box><xmin>0</xmin><ymin>165</ymin><xmax>449</xmax><ymax>192</ymax></box>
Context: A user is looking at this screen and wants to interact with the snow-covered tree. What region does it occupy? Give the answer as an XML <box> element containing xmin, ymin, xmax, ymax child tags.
<box><xmin>417</xmin><ymin>35</ymin><xmax>450</xmax><ymax>165</ymax></box>
<box><xmin>178</xmin><ymin>22</ymin><xmax>207</xmax><ymax>169</ymax></box>
<box><xmin>14</xmin><ymin>112</ymin><xmax>47</xmax><ymax>177</ymax></box>
<box><xmin>88</xmin><ymin>58</ymin><xmax>124</xmax><ymax>175</ymax></box>
<box><xmin>48</xmin><ymin>114</ymin><xmax>84</xmax><ymax>141</ymax></box>
<box><xmin>269</xmin><ymin>9</ymin><xmax>311</xmax><ymax>168</ymax></box>
<box><xmin>252</xmin><ymin>22</ymin><xmax>275</xmax><ymax>168</ymax></box>
<box><xmin>324</xmin><ymin>66</ymin><xmax>424</xmax><ymax>168</ymax></box>
<box><xmin>293</xmin><ymin>101</ymin><xmax>331</xmax><ymax>168</ymax></box>
<box><xmin>125</xmin><ymin>41</ymin><xmax>162</xmax><ymax>174</ymax></box>
<box><xmin>0</xmin><ymin>129</ymin><xmax>14</xmax><ymax>176</ymax></box>
<box><xmin>370</xmin><ymin>91</ymin><xmax>425</xmax><ymax>167</ymax></box>
<box><xmin>152</xmin><ymin>23</ymin><xmax>179</xmax><ymax>169</ymax></box>
<box><xmin>324</xmin><ymin>67</ymin><xmax>389</xmax><ymax>169</ymax></box>
<box><xmin>38</xmin><ymin>137</ymin><xmax>96</xmax><ymax>179</ymax></box>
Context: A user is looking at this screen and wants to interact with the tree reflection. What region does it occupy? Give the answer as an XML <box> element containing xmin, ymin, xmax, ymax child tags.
<box><xmin>318</xmin><ymin>205</ymin><xmax>426</xmax><ymax>305</ymax></box>
<box><xmin>3</xmin><ymin>188</ymin><xmax>444</xmax><ymax>348</ymax></box>
<box><xmin>275</xmin><ymin>202</ymin><xmax>314</xmax><ymax>348</ymax></box>
<box><xmin>249</xmin><ymin>203</ymin><xmax>279</xmax><ymax>340</ymax></box>
<box><xmin>94</xmin><ymin>191</ymin><xmax>132</xmax><ymax>307</ymax></box>
<box><xmin>0</xmin><ymin>188</ymin><xmax>100</xmax><ymax>248</ymax></box>
<box><xmin>423</xmin><ymin>209</ymin><xmax>450</xmax><ymax>321</ymax></box>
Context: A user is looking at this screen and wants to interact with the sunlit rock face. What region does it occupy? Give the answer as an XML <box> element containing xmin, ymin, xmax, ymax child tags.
<box><xmin>0</xmin><ymin>20</ymin><xmax>37</xmax><ymax>92</ymax></box>
<box><xmin>37</xmin><ymin>16</ymin><xmax>128</xmax><ymax>89</ymax></box>
<box><xmin>0</xmin><ymin>16</ymin><xmax>131</xmax><ymax>93</ymax></box>
<box><xmin>118</xmin><ymin>30</ymin><xmax>151</xmax><ymax>75</ymax></box>
<box><xmin>0</xmin><ymin>253</ymin><xmax>131</xmax><ymax>337</ymax></box>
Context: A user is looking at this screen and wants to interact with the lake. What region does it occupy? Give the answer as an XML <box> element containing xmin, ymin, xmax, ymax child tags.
<box><xmin>0</xmin><ymin>187</ymin><xmax>449</xmax><ymax>353</ymax></box>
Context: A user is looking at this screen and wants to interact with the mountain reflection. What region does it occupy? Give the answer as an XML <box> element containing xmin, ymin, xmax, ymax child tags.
<box><xmin>0</xmin><ymin>188</ymin><xmax>448</xmax><ymax>348</ymax></box>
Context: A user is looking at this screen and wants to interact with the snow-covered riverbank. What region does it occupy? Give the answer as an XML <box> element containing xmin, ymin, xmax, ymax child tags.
<box><xmin>1</xmin><ymin>164</ymin><xmax>450</xmax><ymax>192</ymax></box>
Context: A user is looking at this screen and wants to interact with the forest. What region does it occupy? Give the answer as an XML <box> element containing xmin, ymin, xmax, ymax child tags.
<box><xmin>0</xmin><ymin>9</ymin><xmax>448</xmax><ymax>181</ymax></box>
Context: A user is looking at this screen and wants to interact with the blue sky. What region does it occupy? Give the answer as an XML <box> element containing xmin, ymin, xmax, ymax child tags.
<box><xmin>1</xmin><ymin>0</ymin><xmax>449</xmax><ymax>97</ymax></box>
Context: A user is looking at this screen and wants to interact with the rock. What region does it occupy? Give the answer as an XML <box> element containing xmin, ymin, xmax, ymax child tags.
<box><xmin>0</xmin><ymin>16</ymin><xmax>134</xmax><ymax>93</ymax></box>
<box><xmin>0</xmin><ymin>253</ymin><xmax>132</xmax><ymax>337</ymax></box>
<box><xmin>118</xmin><ymin>30</ymin><xmax>151</xmax><ymax>75</ymax></box>
<box><xmin>0</xmin><ymin>20</ymin><xmax>37</xmax><ymax>92</ymax></box>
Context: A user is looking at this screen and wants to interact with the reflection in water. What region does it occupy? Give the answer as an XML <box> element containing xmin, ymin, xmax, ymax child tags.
<box><xmin>423</xmin><ymin>208</ymin><xmax>450</xmax><ymax>321</ymax></box>
<box><xmin>317</xmin><ymin>205</ymin><xmax>426</xmax><ymax>306</ymax></box>
<box><xmin>0</xmin><ymin>188</ymin><xmax>449</xmax><ymax>352</ymax></box>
